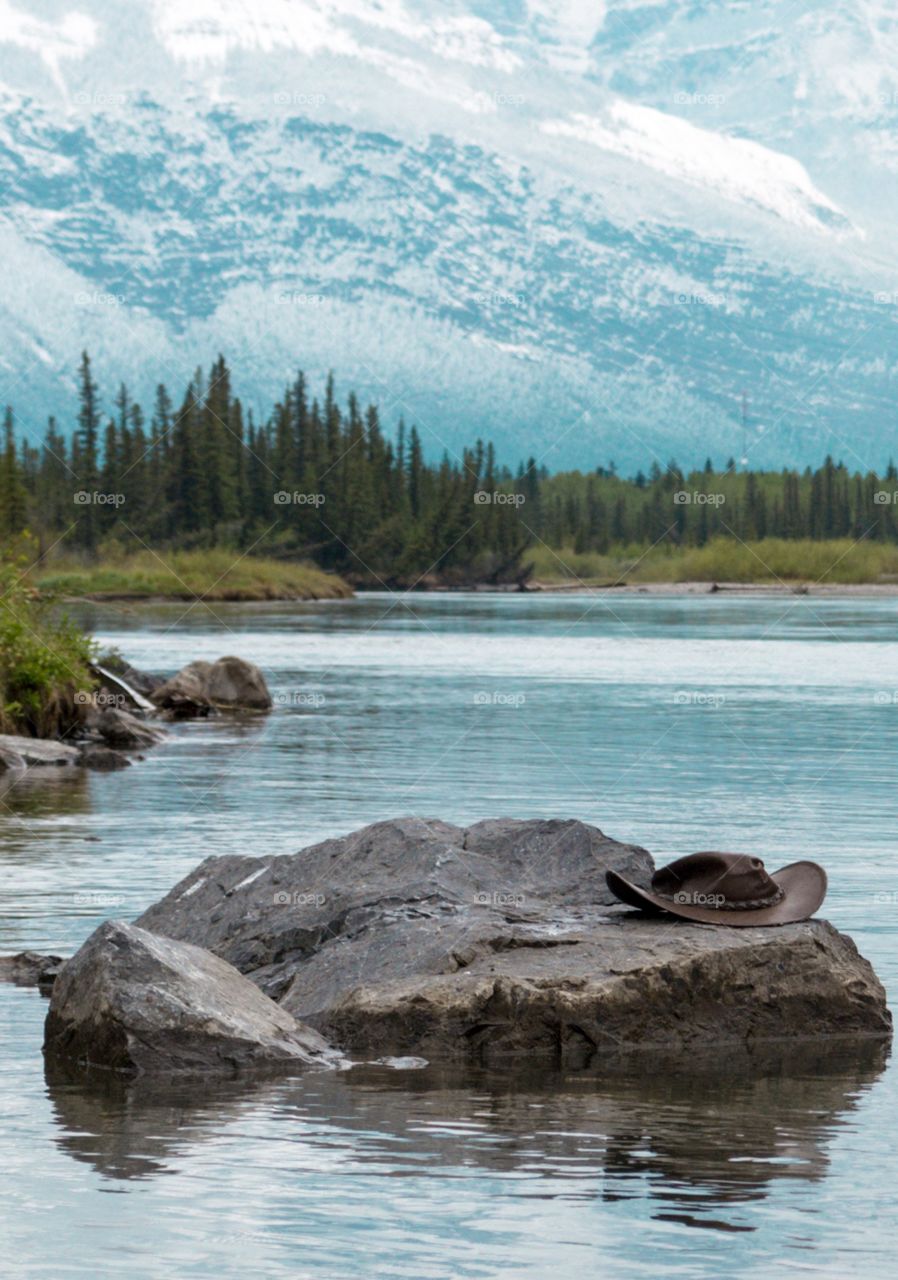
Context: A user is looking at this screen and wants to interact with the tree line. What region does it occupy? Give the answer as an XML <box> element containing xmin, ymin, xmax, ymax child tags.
<box><xmin>2</xmin><ymin>353</ymin><xmax>898</xmax><ymax>582</ymax></box>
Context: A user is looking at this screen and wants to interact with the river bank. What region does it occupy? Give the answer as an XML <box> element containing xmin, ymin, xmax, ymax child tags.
<box><xmin>34</xmin><ymin>551</ymin><xmax>353</xmax><ymax>603</ymax></box>
<box><xmin>32</xmin><ymin>537</ymin><xmax>898</xmax><ymax>602</ymax></box>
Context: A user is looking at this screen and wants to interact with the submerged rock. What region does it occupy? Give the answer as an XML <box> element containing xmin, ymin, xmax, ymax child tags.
<box><xmin>43</xmin><ymin>920</ymin><xmax>341</xmax><ymax>1078</ymax></box>
<box><xmin>0</xmin><ymin>951</ymin><xmax>64</xmax><ymax>989</ymax></box>
<box><xmin>151</xmin><ymin>656</ymin><xmax>272</xmax><ymax>717</ymax></box>
<box><xmin>93</xmin><ymin>707</ymin><xmax>165</xmax><ymax>751</ymax></box>
<box><xmin>78</xmin><ymin>744</ymin><xmax>132</xmax><ymax>771</ymax></box>
<box><xmin>0</xmin><ymin>735</ymin><xmax>79</xmax><ymax>768</ymax></box>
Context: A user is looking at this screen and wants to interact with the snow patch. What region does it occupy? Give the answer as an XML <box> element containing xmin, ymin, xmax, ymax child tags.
<box><xmin>542</xmin><ymin>100</ymin><xmax>856</xmax><ymax>236</ymax></box>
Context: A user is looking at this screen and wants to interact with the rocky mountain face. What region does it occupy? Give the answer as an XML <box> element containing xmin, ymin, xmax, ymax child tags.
<box><xmin>1</xmin><ymin>1</ymin><xmax>897</xmax><ymax>471</ymax></box>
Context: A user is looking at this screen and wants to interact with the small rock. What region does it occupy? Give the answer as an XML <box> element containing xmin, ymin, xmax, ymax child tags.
<box><xmin>43</xmin><ymin>920</ymin><xmax>342</xmax><ymax>1078</ymax></box>
<box><xmin>78</xmin><ymin>745</ymin><xmax>131</xmax><ymax>771</ymax></box>
<box><xmin>0</xmin><ymin>951</ymin><xmax>65</xmax><ymax>989</ymax></box>
<box><xmin>95</xmin><ymin>707</ymin><xmax>165</xmax><ymax>751</ymax></box>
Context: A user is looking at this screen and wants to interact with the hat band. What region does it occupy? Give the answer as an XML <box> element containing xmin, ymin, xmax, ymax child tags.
<box><xmin>655</xmin><ymin>884</ymin><xmax>786</xmax><ymax>911</ymax></box>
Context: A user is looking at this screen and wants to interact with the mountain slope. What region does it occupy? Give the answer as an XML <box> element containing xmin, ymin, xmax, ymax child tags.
<box><xmin>0</xmin><ymin>1</ymin><xmax>896</xmax><ymax>471</ymax></box>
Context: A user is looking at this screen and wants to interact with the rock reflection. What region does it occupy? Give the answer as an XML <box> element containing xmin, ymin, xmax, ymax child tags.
<box><xmin>0</xmin><ymin>767</ymin><xmax>91</xmax><ymax>821</ymax></box>
<box><xmin>46</xmin><ymin>1037</ymin><xmax>887</xmax><ymax>1231</ymax></box>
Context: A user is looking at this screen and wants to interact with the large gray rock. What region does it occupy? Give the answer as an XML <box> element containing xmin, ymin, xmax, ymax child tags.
<box><xmin>135</xmin><ymin>817</ymin><xmax>892</xmax><ymax>1066</ymax></box>
<box><xmin>137</xmin><ymin>817</ymin><xmax>653</xmax><ymax>1005</ymax></box>
<box><xmin>0</xmin><ymin>734</ymin><xmax>78</xmax><ymax>768</ymax></box>
<box><xmin>151</xmin><ymin>656</ymin><xmax>272</xmax><ymax>716</ymax></box>
<box><xmin>43</xmin><ymin>920</ymin><xmax>341</xmax><ymax>1078</ymax></box>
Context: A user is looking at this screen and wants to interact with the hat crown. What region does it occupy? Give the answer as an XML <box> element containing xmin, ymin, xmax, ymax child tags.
<box><xmin>652</xmin><ymin>852</ymin><xmax>782</xmax><ymax>911</ymax></box>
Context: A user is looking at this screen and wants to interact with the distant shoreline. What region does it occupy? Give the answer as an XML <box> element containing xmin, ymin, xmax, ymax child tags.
<box><xmin>56</xmin><ymin>579</ymin><xmax>898</xmax><ymax>603</ymax></box>
<box><xmin>521</xmin><ymin>580</ymin><xmax>898</xmax><ymax>597</ymax></box>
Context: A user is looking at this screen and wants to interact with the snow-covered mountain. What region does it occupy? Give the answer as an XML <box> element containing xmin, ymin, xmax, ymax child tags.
<box><xmin>1</xmin><ymin>0</ymin><xmax>897</xmax><ymax>471</ymax></box>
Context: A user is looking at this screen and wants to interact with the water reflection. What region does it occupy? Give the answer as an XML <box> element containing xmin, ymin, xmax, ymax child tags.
<box><xmin>0</xmin><ymin>766</ymin><xmax>92</xmax><ymax>823</ymax></box>
<box><xmin>45</xmin><ymin>1039</ymin><xmax>887</xmax><ymax>1231</ymax></box>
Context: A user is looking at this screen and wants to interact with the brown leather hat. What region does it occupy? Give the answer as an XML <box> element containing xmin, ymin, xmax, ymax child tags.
<box><xmin>605</xmin><ymin>851</ymin><xmax>827</xmax><ymax>926</ymax></box>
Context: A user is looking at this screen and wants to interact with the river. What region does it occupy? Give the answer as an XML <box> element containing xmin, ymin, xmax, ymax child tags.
<box><xmin>1</xmin><ymin>592</ymin><xmax>896</xmax><ymax>1277</ymax></box>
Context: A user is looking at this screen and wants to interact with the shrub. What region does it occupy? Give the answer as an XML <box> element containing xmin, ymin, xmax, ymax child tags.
<box><xmin>0</xmin><ymin>543</ymin><xmax>96</xmax><ymax>738</ymax></box>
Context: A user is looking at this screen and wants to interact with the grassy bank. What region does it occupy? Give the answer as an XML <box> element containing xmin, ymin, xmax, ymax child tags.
<box><xmin>1</xmin><ymin>554</ymin><xmax>95</xmax><ymax>737</ymax></box>
<box><xmin>527</xmin><ymin>537</ymin><xmax>898</xmax><ymax>586</ymax></box>
<box><xmin>34</xmin><ymin>551</ymin><xmax>354</xmax><ymax>602</ymax></box>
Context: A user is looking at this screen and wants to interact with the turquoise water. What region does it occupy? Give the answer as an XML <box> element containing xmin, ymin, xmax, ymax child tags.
<box><xmin>1</xmin><ymin>592</ymin><xmax>896</xmax><ymax>1277</ymax></box>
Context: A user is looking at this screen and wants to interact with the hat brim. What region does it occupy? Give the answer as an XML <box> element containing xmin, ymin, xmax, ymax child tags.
<box><xmin>605</xmin><ymin>860</ymin><xmax>827</xmax><ymax>927</ymax></box>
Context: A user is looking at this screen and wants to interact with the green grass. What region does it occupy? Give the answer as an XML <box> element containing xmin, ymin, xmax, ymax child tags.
<box><xmin>527</xmin><ymin>537</ymin><xmax>898</xmax><ymax>586</ymax></box>
<box><xmin>1</xmin><ymin>548</ymin><xmax>95</xmax><ymax>737</ymax></box>
<box><xmin>34</xmin><ymin>550</ymin><xmax>353</xmax><ymax>602</ymax></box>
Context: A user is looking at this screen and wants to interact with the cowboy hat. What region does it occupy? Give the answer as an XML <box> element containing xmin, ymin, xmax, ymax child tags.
<box><xmin>605</xmin><ymin>851</ymin><xmax>827</xmax><ymax>926</ymax></box>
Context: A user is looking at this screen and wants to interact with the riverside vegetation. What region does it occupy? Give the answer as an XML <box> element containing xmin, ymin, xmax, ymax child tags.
<box><xmin>0</xmin><ymin>545</ymin><xmax>94</xmax><ymax>737</ymax></box>
<box><xmin>3</xmin><ymin>354</ymin><xmax>898</xmax><ymax>592</ymax></box>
